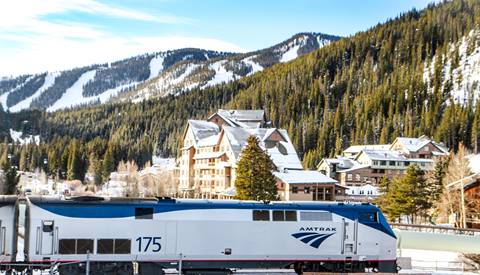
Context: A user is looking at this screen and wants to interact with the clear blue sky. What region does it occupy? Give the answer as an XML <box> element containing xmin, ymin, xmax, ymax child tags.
<box><xmin>0</xmin><ymin>0</ymin><xmax>437</xmax><ymax>76</ymax></box>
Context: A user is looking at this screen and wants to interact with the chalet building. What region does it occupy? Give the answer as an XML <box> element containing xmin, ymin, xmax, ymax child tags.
<box><xmin>274</xmin><ymin>170</ymin><xmax>346</xmax><ymax>201</ymax></box>
<box><xmin>448</xmin><ymin>173</ymin><xmax>480</xmax><ymax>229</ymax></box>
<box><xmin>317</xmin><ymin>136</ymin><xmax>449</xmax><ymax>200</ymax></box>
<box><xmin>178</xmin><ymin>109</ymin><xmax>342</xmax><ymax>201</ymax></box>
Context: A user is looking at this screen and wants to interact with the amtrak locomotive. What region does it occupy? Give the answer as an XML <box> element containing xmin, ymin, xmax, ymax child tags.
<box><xmin>6</xmin><ymin>196</ymin><xmax>397</xmax><ymax>274</ymax></box>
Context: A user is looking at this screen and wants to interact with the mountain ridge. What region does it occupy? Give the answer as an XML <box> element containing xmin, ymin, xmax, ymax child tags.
<box><xmin>0</xmin><ymin>32</ymin><xmax>340</xmax><ymax>112</ymax></box>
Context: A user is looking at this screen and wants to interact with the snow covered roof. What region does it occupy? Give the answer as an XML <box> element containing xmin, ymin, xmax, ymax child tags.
<box><xmin>188</xmin><ymin>120</ymin><xmax>220</xmax><ymax>143</ymax></box>
<box><xmin>343</xmin><ymin>144</ymin><xmax>391</xmax><ymax>154</ymax></box>
<box><xmin>210</xmin><ymin>109</ymin><xmax>265</xmax><ymax>128</ymax></box>
<box><xmin>357</xmin><ymin>150</ymin><xmax>406</xmax><ymax>161</ymax></box>
<box><xmin>408</xmin><ymin>158</ymin><xmax>435</xmax><ymax>163</ymax></box>
<box><xmin>319</xmin><ymin>157</ymin><xmax>358</xmax><ymax>169</ymax></box>
<box><xmin>392</xmin><ymin>137</ymin><xmax>432</xmax><ymax>152</ymax></box>
<box><xmin>338</xmin><ymin>164</ymin><xmax>371</xmax><ymax>173</ymax></box>
<box><xmin>196</xmin><ymin>134</ymin><xmax>220</xmax><ymax>147</ymax></box>
<box><xmin>274</xmin><ymin>170</ymin><xmax>337</xmax><ymax>185</ymax></box>
<box><xmin>223</xmin><ymin>126</ymin><xmax>303</xmax><ymax>170</ymax></box>
<box><xmin>193</xmin><ymin>152</ymin><xmax>225</xmax><ymax>160</ymax></box>
<box><xmin>468</xmin><ymin>154</ymin><xmax>480</xmax><ymax>174</ymax></box>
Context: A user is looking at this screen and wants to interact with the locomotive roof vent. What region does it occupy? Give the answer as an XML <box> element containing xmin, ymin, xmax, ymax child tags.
<box><xmin>67</xmin><ymin>196</ymin><xmax>106</xmax><ymax>202</ymax></box>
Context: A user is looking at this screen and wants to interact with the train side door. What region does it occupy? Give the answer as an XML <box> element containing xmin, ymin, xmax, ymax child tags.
<box><xmin>38</xmin><ymin>220</ymin><xmax>55</xmax><ymax>255</ymax></box>
<box><xmin>341</xmin><ymin>218</ymin><xmax>357</xmax><ymax>256</ymax></box>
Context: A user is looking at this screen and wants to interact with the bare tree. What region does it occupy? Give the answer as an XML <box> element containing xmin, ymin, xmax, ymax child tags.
<box><xmin>439</xmin><ymin>143</ymin><xmax>473</xmax><ymax>227</ymax></box>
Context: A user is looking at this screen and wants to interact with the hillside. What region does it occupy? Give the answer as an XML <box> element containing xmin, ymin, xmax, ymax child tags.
<box><xmin>0</xmin><ymin>33</ymin><xmax>338</xmax><ymax>112</ymax></box>
<box><xmin>1</xmin><ymin>0</ymin><xmax>479</xmax><ymax>177</ymax></box>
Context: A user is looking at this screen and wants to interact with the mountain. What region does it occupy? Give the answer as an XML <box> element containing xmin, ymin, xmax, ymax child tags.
<box><xmin>1</xmin><ymin>0</ymin><xmax>479</xmax><ymax>175</ymax></box>
<box><xmin>0</xmin><ymin>49</ymin><xmax>233</xmax><ymax>112</ymax></box>
<box><xmin>121</xmin><ymin>33</ymin><xmax>339</xmax><ymax>102</ymax></box>
<box><xmin>0</xmin><ymin>33</ymin><xmax>339</xmax><ymax>112</ymax></box>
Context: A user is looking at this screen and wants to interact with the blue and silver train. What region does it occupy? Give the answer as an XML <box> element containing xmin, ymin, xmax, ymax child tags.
<box><xmin>2</xmin><ymin>195</ymin><xmax>397</xmax><ymax>274</ymax></box>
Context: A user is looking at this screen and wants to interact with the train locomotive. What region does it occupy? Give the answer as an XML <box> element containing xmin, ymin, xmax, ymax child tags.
<box><xmin>21</xmin><ymin>196</ymin><xmax>397</xmax><ymax>274</ymax></box>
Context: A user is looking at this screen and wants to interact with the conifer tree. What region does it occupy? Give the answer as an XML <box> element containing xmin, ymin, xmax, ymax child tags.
<box><xmin>102</xmin><ymin>143</ymin><xmax>116</xmax><ymax>182</ymax></box>
<box><xmin>235</xmin><ymin>136</ymin><xmax>277</xmax><ymax>201</ymax></box>
<box><xmin>1</xmin><ymin>161</ymin><xmax>19</xmax><ymax>195</ymax></box>
<box><xmin>67</xmin><ymin>140</ymin><xmax>84</xmax><ymax>181</ymax></box>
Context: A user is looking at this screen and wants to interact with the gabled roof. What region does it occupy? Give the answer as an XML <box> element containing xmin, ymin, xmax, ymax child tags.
<box><xmin>222</xmin><ymin>126</ymin><xmax>303</xmax><ymax>170</ymax></box>
<box><xmin>274</xmin><ymin>170</ymin><xmax>337</xmax><ymax>185</ymax></box>
<box><xmin>187</xmin><ymin>120</ymin><xmax>220</xmax><ymax>143</ymax></box>
<box><xmin>338</xmin><ymin>164</ymin><xmax>371</xmax><ymax>173</ymax></box>
<box><xmin>209</xmin><ymin>109</ymin><xmax>265</xmax><ymax>128</ymax></box>
<box><xmin>318</xmin><ymin>157</ymin><xmax>358</xmax><ymax>170</ymax></box>
<box><xmin>356</xmin><ymin>149</ymin><xmax>406</xmax><ymax>161</ymax></box>
<box><xmin>391</xmin><ymin>137</ymin><xmax>432</xmax><ymax>152</ymax></box>
<box><xmin>343</xmin><ymin>144</ymin><xmax>391</xmax><ymax>154</ymax></box>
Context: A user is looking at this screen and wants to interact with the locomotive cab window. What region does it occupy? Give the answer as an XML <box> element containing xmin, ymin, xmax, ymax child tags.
<box><xmin>359</xmin><ymin>212</ymin><xmax>378</xmax><ymax>223</ymax></box>
<box><xmin>76</xmin><ymin>239</ymin><xmax>94</xmax><ymax>254</ymax></box>
<box><xmin>135</xmin><ymin>208</ymin><xmax>153</xmax><ymax>219</ymax></box>
<box><xmin>97</xmin><ymin>239</ymin><xmax>114</xmax><ymax>254</ymax></box>
<box><xmin>59</xmin><ymin>239</ymin><xmax>76</xmax><ymax>254</ymax></box>
<box><xmin>97</xmin><ymin>239</ymin><xmax>131</xmax><ymax>254</ymax></box>
<box><xmin>59</xmin><ymin>239</ymin><xmax>94</xmax><ymax>254</ymax></box>
<box><xmin>252</xmin><ymin>210</ymin><xmax>270</xmax><ymax>221</ymax></box>
<box><xmin>272</xmin><ymin>210</ymin><xmax>297</xmax><ymax>221</ymax></box>
<box><xmin>114</xmin><ymin>239</ymin><xmax>131</xmax><ymax>254</ymax></box>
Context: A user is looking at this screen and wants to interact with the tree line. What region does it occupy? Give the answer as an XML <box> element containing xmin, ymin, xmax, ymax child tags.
<box><xmin>0</xmin><ymin>0</ymin><xmax>479</xmax><ymax>177</ymax></box>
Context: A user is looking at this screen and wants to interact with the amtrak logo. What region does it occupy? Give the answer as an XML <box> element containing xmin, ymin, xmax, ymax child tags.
<box><xmin>292</xmin><ymin>228</ymin><xmax>336</xmax><ymax>248</ymax></box>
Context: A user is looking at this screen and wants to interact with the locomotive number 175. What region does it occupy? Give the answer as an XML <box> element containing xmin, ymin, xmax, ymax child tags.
<box><xmin>136</xmin><ymin>237</ymin><xmax>162</xmax><ymax>252</ymax></box>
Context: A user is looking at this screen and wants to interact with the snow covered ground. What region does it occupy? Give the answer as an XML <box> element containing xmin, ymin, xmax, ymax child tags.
<box><xmin>47</xmin><ymin>69</ymin><xmax>97</xmax><ymax>112</ymax></box>
<box><xmin>203</xmin><ymin>61</ymin><xmax>235</xmax><ymax>87</ymax></box>
<box><xmin>9</xmin><ymin>72</ymin><xmax>59</xmax><ymax>112</ymax></box>
<box><xmin>148</xmin><ymin>54</ymin><xmax>165</xmax><ymax>79</ymax></box>
<box><xmin>9</xmin><ymin>129</ymin><xmax>40</xmax><ymax>145</ymax></box>
<box><xmin>424</xmin><ymin>29</ymin><xmax>480</xmax><ymax>105</ymax></box>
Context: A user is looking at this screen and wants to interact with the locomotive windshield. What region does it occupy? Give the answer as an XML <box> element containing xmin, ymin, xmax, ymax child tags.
<box><xmin>358</xmin><ymin>211</ymin><xmax>379</xmax><ymax>223</ymax></box>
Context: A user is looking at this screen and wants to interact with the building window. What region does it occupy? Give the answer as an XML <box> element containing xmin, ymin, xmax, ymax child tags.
<box><xmin>380</xmin><ymin>161</ymin><xmax>386</xmax><ymax>166</ymax></box>
<box><xmin>355</xmin><ymin>174</ymin><xmax>361</xmax><ymax>181</ymax></box>
<box><xmin>292</xmin><ymin>186</ymin><xmax>298</xmax><ymax>193</ymax></box>
<box><xmin>347</xmin><ymin>174</ymin><xmax>352</xmax><ymax>181</ymax></box>
<box><xmin>304</xmin><ymin>187</ymin><xmax>310</xmax><ymax>194</ymax></box>
<box><xmin>389</xmin><ymin>161</ymin><xmax>396</xmax><ymax>166</ymax></box>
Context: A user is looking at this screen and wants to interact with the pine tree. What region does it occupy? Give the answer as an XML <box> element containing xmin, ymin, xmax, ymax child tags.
<box><xmin>67</xmin><ymin>140</ymin><xmax>84</xmax><ymax>181</ymax></box>
<box><xmin>235</xmin><ymin>136</ymin><xmax>278</xmax><ymax>201</ymax></box>
<box><xmin>102</xmin><ymin>143</ymin><xmax>116</xmax><ymax>182</ymax></box>
<box><xmin>1</xmin><ymin>161</ymin><xmax>19</xmax><ymax>195</ymax></box>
